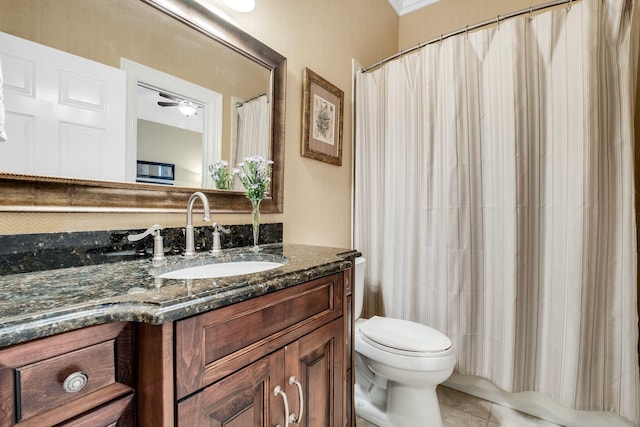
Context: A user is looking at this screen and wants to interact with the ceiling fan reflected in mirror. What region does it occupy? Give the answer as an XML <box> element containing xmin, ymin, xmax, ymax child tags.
<box><xmin>157</xmin><ymin>92</ymin><xmax>202</xmax><ymax>116</ymax></box>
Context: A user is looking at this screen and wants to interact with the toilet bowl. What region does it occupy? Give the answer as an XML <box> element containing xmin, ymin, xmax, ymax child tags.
<box><xmin>353</xmin><ymin>257</ymin><xmax>456</xmax><ymax>427</ymax></box>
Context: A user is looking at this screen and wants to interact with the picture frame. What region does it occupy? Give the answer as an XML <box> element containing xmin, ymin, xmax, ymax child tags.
<box><xmin>301</xmin><ymin>68</ymin><xmax>344</xmax><ymax>166</ymax></box>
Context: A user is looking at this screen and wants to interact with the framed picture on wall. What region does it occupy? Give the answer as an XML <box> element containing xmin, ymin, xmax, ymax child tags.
<box><xmin>301</xmin><ymin>67</ymin><xmax>344</xmax><ymax>166</ymax></box>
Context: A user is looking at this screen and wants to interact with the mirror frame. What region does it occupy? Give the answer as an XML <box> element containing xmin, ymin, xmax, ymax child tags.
<box><xmin>0</xmin><ymin>0</ymin><xmax>286</xmax><ymax>214</ymax></box>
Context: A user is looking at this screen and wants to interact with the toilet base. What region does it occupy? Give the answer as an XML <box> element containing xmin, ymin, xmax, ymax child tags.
<box><xmin>354</xmin><ymin>381</ymin><xmax>444</xmax><ymax>427</ymax></box>
<box><xmin>355</xmin><ymin>383</ymin><xmax>393</xmax><ymax>427</ymax></box>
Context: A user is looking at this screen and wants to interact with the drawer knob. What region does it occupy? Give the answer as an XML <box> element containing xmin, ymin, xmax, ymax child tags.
<box><xmin>62</xmin><ymin>371</ymin><xmax>88</xmax><ymax>393</ymax></box>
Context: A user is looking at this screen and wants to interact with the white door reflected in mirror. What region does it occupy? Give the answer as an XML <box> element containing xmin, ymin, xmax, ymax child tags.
<box><xmin>0</xmin><ymin>32</ymin><xmax>127</xmax><ymax>182</ymax></box>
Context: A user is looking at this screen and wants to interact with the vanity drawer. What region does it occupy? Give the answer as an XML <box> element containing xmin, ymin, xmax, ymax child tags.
<box><xmin>175</xmin><ymin>272</ymin><xmax>344</xmax><ymax>398</ymax></box>
<box><xmin>0</xmin><ymin>322</ymin><xmax>133</xmax><ymax>426</ymax></box>
<box><xmin>56</xmin><ymin>392</ymin><xmax>134</xmax><ymax>427</ymax></box>
<box><xmin>17</xmin><ymin>340</ymin><xmax>116</xmax><ymax>421</ymax></box>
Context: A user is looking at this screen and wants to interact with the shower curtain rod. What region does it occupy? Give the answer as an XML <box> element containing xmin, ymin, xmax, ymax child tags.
<box><xmin>235</xmin><ymin>92</ymin><xmax>267</xmax><ymax>106</ymax></box>
<box><xmin>361</xmin><ymin>0</ymin><xmax>579</xmax><ymax>73</ymax></box>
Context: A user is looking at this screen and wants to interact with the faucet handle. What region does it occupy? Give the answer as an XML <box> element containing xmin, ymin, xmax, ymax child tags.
<box><xmin>128</xmin><ymin>225</ymin><xmax>165</xmax><ymax>266</ymax></box>
<box><xmin>211</xmin><ymin>223</ymin><xmax>231</xmax><ymax>256</ymax></box>
<box><xmin>128</xmin><ymin>224</ymin><xmax>163</xmax><ymax>241</ymax></box>
<box><xmin>212</xmin><ymin>223</ymin><xmax>231</xmax><ymax>234</ymax></box>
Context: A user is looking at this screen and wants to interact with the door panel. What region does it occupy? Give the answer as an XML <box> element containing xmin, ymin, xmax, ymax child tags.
<box><xmin>177</xmin><ymin>350</ymin><xmax>285</xmax><ymax>427</ymax></box>
<box><xmin>286</xmin><ymin>319</ymin><xmax>344</xmax><ymax>427</ymax></box>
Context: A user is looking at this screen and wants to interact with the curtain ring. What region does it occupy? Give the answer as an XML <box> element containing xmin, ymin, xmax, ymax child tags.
<box><xmin>440</xmin><ymin>34</ymin><xmax>444</xmax><ymax>43</ymax></box>
<box><xmin>465</xmin><ymin>25</ymin><xmax>469</xmax><ymax>36</ymax></box>
<box><xmin>495</xmin><ymin>15</ymin><xmax>500</xmax><ymax>27</ymax></box>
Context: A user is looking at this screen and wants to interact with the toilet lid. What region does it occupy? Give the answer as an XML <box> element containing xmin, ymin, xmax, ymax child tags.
<box><xmin>359</xmin><ymin>316</ymin><xmax>452</xmax><ymax>354</ymax></box>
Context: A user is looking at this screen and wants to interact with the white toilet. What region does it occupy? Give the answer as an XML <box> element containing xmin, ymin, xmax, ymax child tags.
<box><xmin>353</xmin><ymin>257</ymin><xmax>456</xmax><ymax>427</ymax></box>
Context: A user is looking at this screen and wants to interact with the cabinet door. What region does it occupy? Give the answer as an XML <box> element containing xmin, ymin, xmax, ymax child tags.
<box><xmin>285</xmin><ymin>319</ymin><xmax>344</xmax><ymax>427</ymax></box>
<box><xmin>177</xmin><ymin>350</ymin><xmax>285</xmax><ymax>427</ymax></box>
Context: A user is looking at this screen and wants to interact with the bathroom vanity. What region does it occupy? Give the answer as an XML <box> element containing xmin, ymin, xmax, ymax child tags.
<box><xmin>0</xmin><ymin>244</ymin><xmax>357</xmax><ymax>426</ymax></box>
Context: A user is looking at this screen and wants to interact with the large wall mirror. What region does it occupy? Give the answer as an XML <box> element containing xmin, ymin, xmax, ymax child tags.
<box><xmin>0</xmin><ymin>0</ymin><xmax>285</xmax><ymax>213</ymax></box>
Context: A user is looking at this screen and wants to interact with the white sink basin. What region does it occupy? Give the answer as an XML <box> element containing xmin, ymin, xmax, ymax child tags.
<box><xmin>159</xmin><ymin>260</ymin><xmax>284</xmax><ymax>280</ymax></box>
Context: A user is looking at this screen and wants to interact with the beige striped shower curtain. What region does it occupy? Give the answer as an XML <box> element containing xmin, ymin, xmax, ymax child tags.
<box><xmin>355</xmin><ymin>0</ymin><xmax>640</xmax><ymax>423</ymax></box>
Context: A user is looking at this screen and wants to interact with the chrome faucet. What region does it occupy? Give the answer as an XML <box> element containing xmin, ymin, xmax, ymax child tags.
<box><xmin>184</xmin><ymin>191</ymin><xmax>211</xmax><ymax>257</ymax></box>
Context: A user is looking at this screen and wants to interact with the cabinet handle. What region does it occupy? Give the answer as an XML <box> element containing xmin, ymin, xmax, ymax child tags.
<box><xmin>288</xmin><ymin>376</ymin><xmax>304</xmax><ymax>424</ymax></box>
<box><xmin>62</xmin><ymin>371</ymin><xmax>88</xmax><ymax>393</ymax></box>
<box><xmin>273</xmin><ymin>385</ymin><xmax>291</xmax><ymax>427</ymax></box>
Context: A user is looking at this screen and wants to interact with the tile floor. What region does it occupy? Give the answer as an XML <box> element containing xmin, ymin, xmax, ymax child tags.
<box><xmin>355</xmin><ymin>386</ymin><xmax>562</xmax><ymax>427</ymax></box>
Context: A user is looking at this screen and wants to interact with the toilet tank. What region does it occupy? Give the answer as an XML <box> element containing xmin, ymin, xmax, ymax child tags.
<box><xmin>354</xmin><ymin>257</ymin><xmax>366</xmax><ymax>320</ymax></box>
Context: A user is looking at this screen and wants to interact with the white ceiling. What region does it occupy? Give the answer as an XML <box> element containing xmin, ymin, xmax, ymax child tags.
<box><xmin>137</xmin><ymin>85</ymin><xmax>203</xmax><ymax>133</ymax></box>
<box><xmin>387</xmin><ymin>0</ymin><xmax>440</xmax><ymax>16</ymax></box>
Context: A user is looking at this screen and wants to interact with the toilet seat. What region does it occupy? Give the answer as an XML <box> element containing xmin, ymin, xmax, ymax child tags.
<box><xmin>359</xmin><ymin>316</ymin><xmax>452</xmax><ymax>357</ymax></box>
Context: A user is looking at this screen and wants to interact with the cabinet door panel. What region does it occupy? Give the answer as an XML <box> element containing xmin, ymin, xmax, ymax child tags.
<box><xmin>286</xmin><ymin>319</ymin><xmax>343</xmax><ymax>427</ymax></box>
<box><xmin>177</xmin><ymin>350</ymin><xmax>285</xmax><ymax>427</ymax></box>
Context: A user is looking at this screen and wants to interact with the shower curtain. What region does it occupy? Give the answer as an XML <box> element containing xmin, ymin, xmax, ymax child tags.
<box><xmin>354</xmin><ymin>0</ymin><xmax>640</xmax><ymax>423</ymax></box>
<box><xmin>232</xmin><ymin>94</ymin><xmax>270</xmax><ymax>164</ymax></box>
<box><xmin>231</xmin><ymin>94</ymin><xmax>270</xmax><ymax>190</ymax></box>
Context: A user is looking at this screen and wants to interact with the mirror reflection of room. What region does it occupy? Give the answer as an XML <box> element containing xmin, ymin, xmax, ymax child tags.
<box><xmin>0</xmin><ymin>0</ymin><xmax>272</xmax><ymax>190</ymax></box>
<box><xmin>136</xmin><ymin>84</ymin><xmax>204</xmax><ymax>187</ymax></box>
<box><xmin>230</xmin><ymin>92</ymin><xmax>271</xmax><ymax>191</ymax></box>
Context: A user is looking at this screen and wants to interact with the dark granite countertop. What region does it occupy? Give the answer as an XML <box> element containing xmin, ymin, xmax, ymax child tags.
<box><xmin>0</xmin><ymin>243</ymin><xmax>358</xmax><ymax>348</ymax></box>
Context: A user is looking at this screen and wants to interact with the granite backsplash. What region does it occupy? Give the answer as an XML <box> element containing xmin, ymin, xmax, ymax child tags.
<box><xmin>0</xmin><ymin>222</ymin><xmax>282</xmax><ymax>275</ymax></box>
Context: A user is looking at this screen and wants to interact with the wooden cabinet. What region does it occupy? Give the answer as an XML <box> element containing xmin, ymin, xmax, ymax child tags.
<box><xmin>344</xmin><ymin>268</ymin><xmax>355</xmax><ymax>427</ymax></box>
<box><xmin>177</xmin><ymin>318</ymin><xmax>343</xmax><ymax>427</ymax></box>
<box><xmin>137</xmin><ymin>270</ymin><xmax>353</xmax><ymax>427</ymax></box>
<box><xmin>0</xmin><ymin>268</ymin><xmax>354</xmax><ymax>427</ymax></box>
<box><xmin>0</xmin><ymin>322</ymin><xmax>134</xmax><ymax>426</ymax></box>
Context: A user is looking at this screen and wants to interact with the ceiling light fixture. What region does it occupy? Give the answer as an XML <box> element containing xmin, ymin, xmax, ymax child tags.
<box><xmin>224</xmin><ymin>0</ymin><xmax>255</xmax><ymax>13</ymax></box>
<box><xmin>179</xmin><ymin>105</ymin><xmax>197</xmax><ymax>116</ymax></box>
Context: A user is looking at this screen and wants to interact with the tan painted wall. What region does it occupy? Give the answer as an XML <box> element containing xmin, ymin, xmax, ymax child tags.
<box><xmin>137</xmin><ymin>120</ymin><xmax>202</xmax><ymax>188</ymax></box>
<box><xmin>0</xmin><ymin>0</ymin><xmax>399</xmax><ymax>248</ymax></box>
<box><xmin>226</xmin><ymin>0</ymin><xmax>399</xmax><ymax>247</ymax></box>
